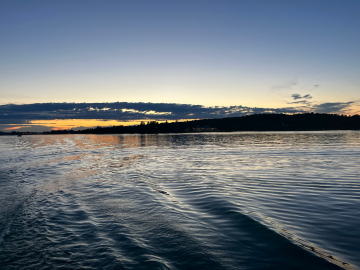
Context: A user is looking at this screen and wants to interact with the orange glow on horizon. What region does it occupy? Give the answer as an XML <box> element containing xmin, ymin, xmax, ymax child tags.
<box><xmin>4</xmin><ymin>126</ymin><xmax>23</xmax><ymax>131</ymax></box>
<box><xmin>29</xmin><ymin>119</ymin><xmax>143</xmax><ymax>130</ymax></box>
<box><xmin>29</xmin><ymin>119</ymin><xmax>192</xmax><ymax>130</ymax></box>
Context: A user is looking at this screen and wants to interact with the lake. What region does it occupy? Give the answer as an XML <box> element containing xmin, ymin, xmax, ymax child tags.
<box><xmin>0</xmin><ymin>132</ymin><xmax>359</xmax><ymax>269</ymax></box>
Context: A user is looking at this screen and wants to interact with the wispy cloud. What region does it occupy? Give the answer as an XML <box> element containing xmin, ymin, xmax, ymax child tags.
<box><xmin>286</xmin><ymin>100</ymin><xmax>311</xmax><ymax>105</ymax></box>
<box><xmin>271</xmin><ymin>79</ymin><xmax>298</xmax><ymax>91</ymax></box>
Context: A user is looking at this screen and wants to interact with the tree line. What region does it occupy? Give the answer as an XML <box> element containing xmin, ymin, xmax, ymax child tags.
<box><xmin>41</xmin><ymin>113</ymin><xmax>360</xmax><ymax>135</ymax></box>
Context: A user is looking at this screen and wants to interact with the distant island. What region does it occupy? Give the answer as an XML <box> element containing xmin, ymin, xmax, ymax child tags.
<box><xmin>3</xmin><ymin>113</ymin><xmax>360</xmax><ymax>136</ymax></box>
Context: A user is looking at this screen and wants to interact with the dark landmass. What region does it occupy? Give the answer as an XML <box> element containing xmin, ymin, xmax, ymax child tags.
<box><xmin>4</xmin><ymin>113</ymin><xmax>360</xmax><ymax>135</ymax></box>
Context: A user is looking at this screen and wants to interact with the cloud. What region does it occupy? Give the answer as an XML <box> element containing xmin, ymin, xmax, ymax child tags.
<box><xmin>1</xmin><ymin>101</ymin><xmax>357</xmax><ymax>132</ymax></box>
<box><xmin>286</xmin><ymin>100</ymin><xmax>311</xmax><ymax>105</ymax></box>
<box><xmin>311</xmin><ymin>102</ymin><xmax>354</xmax><ymax>114</ymax></box>
<box><xmin>271</xmin><ymin>79</ymin><xmax>297</xmax><ymax>91</ymax></box>
<box><xmin>309</xmin><ymin>84</ymin><xmax>320</xmax><ymax>91</ymax></box>
<box><xmin>0</xmin><ymin>119</ymin><xmax>29</xmax><ymax>124</ymax></box>
<box><xmin>291</xmin><ymin>94</ymin><xmax>302</xmax><ymax>100</ymax></box>
<box><xmin>0</xmin><ymin>102</ymin><xmax>308</xmax><ymax>125</ymax></box>
<box><xmin>291</xmin><ymin>94</ymin><xmax>312</xmax><ymax>100</ymax></box>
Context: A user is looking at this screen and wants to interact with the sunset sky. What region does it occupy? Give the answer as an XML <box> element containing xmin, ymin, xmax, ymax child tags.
<box><xmin>1</xmin><ymin>0</ymin><xmax>359</xmax><ymax>132</ymax></box>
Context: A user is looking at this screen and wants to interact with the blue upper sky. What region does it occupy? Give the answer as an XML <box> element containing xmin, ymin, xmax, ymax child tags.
<box><xmin>0</xmin><ymin>0</ymin><xmax>359</xmax><ymax>131</ymax></box>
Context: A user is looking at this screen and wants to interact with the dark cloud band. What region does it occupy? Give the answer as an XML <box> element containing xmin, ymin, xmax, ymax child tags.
<box><xmin>311</xmin><ymin>102</ymin><xmax>354</xmax><ymax>114</ymax></box>
<box><xmin>0</xmin><ymin>102</ymin><xmax>308</xmax><ymax>124</ymax></box>
<box><xmin>0</xmin><ymin>101</ymin><xmax>356</xmax><ymax>126</ymax></box>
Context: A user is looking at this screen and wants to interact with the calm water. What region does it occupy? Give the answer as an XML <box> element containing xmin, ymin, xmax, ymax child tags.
<box><xmin>0</xmin><ymin>132</ymin><xmax>359</xmax><ymax>270</ymax></box>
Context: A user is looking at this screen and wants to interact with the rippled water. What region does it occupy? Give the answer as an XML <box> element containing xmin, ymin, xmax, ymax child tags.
<box><xmin>0</xmin><ymin>132</ymin><xmax>359</xmax><ymax>270</ymax></box>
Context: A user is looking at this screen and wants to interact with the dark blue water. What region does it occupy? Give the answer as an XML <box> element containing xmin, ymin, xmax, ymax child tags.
<box><xmin>0</xmin><ymin>132</ymin><xmax>359</xmax><ymax>269</ymax></box>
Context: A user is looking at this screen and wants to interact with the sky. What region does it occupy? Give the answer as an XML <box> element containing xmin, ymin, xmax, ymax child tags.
<box><xmin>1</xmin><ymin>0</ymin><xmax>359</xmax><ymax>132</ymax></box>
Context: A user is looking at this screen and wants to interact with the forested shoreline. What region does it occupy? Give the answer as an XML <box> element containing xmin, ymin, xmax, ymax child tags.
<box><xmin>4</xmin><ymin>113</ymin><xmax>360</xmax><ymax>135</ymax></box>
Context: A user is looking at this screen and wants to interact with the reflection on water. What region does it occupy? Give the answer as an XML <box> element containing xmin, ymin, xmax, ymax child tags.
<box><xmin>0</xmin><ymin>131</ymin><xmax>359</xmax><ymax>270</ymax></box>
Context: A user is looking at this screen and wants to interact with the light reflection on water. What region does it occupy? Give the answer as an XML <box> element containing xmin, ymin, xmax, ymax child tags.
<box><xmin>0</xmin><ymin>131</ymin><xmax>359</xmax><ymax>270</ymax></box>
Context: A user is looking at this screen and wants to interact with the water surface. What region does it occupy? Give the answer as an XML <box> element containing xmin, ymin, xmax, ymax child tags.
<box><xmin>0</xmin><ymin>132</ymin><xmax>359</xmax><ymax>269</ymax></box>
